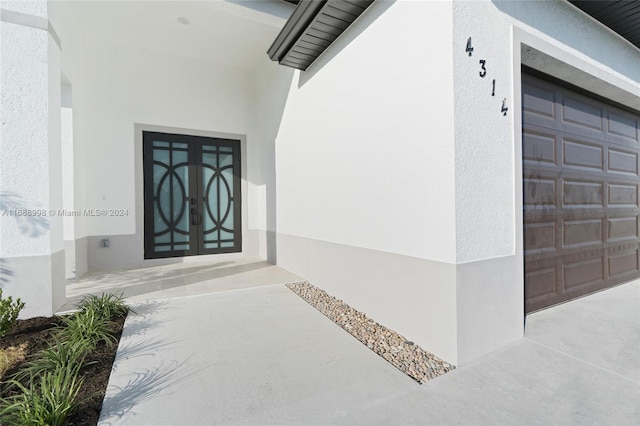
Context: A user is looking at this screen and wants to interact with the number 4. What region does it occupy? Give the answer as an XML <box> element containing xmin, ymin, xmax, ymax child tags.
<box><xmin>466</xmin><ymin>37</ymin><xmax>474</xmax><ymax>56</ymax></box>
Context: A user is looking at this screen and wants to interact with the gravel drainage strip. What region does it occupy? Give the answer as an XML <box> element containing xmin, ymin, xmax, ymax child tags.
<box><xmin>286</xmin><ymin>282</ymin><xmax>455</xmax><ymax>383</ymax></box>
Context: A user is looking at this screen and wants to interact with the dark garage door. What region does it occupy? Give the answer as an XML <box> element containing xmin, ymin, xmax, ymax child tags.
<box><xmin>523</xmin><ymin>74</ymin><xmax>640</xmax><ymax>313</ymax></box>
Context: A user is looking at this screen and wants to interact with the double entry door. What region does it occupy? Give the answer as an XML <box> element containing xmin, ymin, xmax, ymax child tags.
<box><xmin>143</xmin><ymin>131</ymin><xmax>241</xmax><ymax>259</ymax></box>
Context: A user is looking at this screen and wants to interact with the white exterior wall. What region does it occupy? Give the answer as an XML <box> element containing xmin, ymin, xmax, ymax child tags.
<box><xmin>274</xmin><ymin>1</ymin><xmax>459</xmax><ymax>363</ymax></box>
<box><xmin>55</xmin><ymin>20</ymin><xmax>274</xmax><ymax>270</ymax></box>
<box><xmin>254</xmin><ymin>57</ymin><xmax>294</xmax><ymax>263</ymax></box>
<box><xmin>452</xmin><ymin>0</ymin><xmax>640</xmax><ymax>363</ymax></box>
<box><xmin>275</xmin><ymin>0</ymin><xmax>639</xmax><ymax>365</ymax></box>
<box><xmin>0</xmin><ymin>0</ymin><xmax>65</xmax><ymax>316</ymax></box>
<box><xmin>56</xmin><ymin>2</ymin><xmax>89</xmax><ymax>277</ymax></box>
<box><xmin>277</xmin><ymin>1</ymin><xmax>456</xmax><ymax>262</ymax></box>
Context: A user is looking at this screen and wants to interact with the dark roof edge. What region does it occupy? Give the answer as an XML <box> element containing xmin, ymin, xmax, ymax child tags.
<box><xmin>267</xmin><ymin>0</ymin><xmax>327</xmax><ymax>62</ymax></box>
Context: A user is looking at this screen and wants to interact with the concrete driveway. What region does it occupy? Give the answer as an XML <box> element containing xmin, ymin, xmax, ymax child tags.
<box><xmin>98</xmin><ymin>280</ymin><xmax>640</xmax><ymax>425</ymax></box>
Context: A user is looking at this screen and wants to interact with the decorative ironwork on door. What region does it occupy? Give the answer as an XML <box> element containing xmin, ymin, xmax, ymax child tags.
<box><xmin>143</xmin><ymin>132</ymin><xmax>241</xmax><ymax>259</ymax></box>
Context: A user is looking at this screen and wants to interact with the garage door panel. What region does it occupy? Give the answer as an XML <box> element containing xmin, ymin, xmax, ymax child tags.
<box><xmin>607</xmin><ymin>110</ymin><xmax>639</xmax><ymax>143</ymax></box>
<box><xmin>523</xmin><ymin>74</ymin><xmax>640</xmax><ymax>313</ymax></box>
<box><xmin>523</xmin><ymin>83</ymin><xmax>556</xmax><ymax>119</ymax></box>
<box><xmin>563</xmin><ymin>138</ymin><xmax>604</xmax><ymax>170</ymax></box>
<box><xmin>608</xmin><ymin>216</ymin><xmax>639</xmax><ymax>242</ymax></box>
<box><xmin>525</xmin><ymin>222</ymin><xmax>556</xmax><ymax>253</ymax></box>
<box><xmin>562</xmin><ymin>219</ymin><xmax>603</xmax><ymax>249</ymax></box>
<box><xmin>525</xmin><ymin>266</ymin><xmax>558</xmax><ymax>300</ymax></box>
<box><xmin>524</xmin><ymin>177</ymin><xmax>556</xmax><ymax>207</ymax></box>
<box><xmin>608</xmin><ymin>183</ymin><xmax>638</xmax><ymax>207</ymax></box>
<box><xmin>608</xmin><ymin>148</ymin><xmax>638</xmax><ymax>175</ymax></box>
<box><xmin>561</xmin><ymin>95</ymin><xmax>604</xmax><ymax>132</ymax></box>
<box><xmin>608</xmin><ymin>249</ymin><xmax>639</xmax><ymax>278</ymax></box>
<box><xmin>523</xmin><ymin>130</ymin><xmax>557</xmax><ymax>165</ymax></box>
<box><xmin>563</xmin><ymin>180</ymin><xmax>604</xmax><ymax>207</ymax></box>
<box><xmin>563</xmin><ymin>257</ymin><xmax>605</xmax><ymax>290</ymax></box>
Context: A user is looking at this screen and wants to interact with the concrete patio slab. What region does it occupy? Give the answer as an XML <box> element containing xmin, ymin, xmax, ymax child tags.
<box><xmin>98</xmin><ymin>280</ymin><xmax>640</xmax><ymax>425</ymax></box>
<box><xmin>525</xmin><ymin>279</ymin><xmax>640</xmax><ymax>382</ymax></box>
<box><xmin>60</xmin><ymin>257</ymin><xmax>303</xmax><ymax>312</ymax></box>
<box><xmin>98</xmin><ymin>285</ymin><xmax>416</xmax><ymax>425</ymax></box>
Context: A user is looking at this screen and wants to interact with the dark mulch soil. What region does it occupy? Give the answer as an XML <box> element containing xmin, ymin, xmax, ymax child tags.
<box><xmin>0</xmin><ymin>314</ymin><xmax>125</xmax><ymax>425</ymax></box>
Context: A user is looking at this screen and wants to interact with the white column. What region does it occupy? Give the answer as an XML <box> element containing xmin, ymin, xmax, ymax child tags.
<box><xmin>0</xmin><ymin>0</ymin><xmax>65</xmax><ymax>317</ymax></box>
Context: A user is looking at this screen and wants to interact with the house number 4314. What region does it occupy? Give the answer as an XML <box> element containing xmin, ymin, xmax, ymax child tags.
<box><xmin>466</xmin><ymin>37</ymin><xmax>508</xmax><ymax>117</ymax></box>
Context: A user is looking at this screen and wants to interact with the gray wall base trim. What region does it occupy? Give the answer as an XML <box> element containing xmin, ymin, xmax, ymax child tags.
<box><xmin>74</xmin><ymin>237</ymin><xmax>88</xmax><ymax>278</ymax></box>
<box><xmin>51</xmin><ymin>250</ymin><xmax>66</xmax><ymax>313</ymax></box>
<box><xmin>456</xmin><ymin>255</ymin><xmax>524</xmax><ymax>364</ymax></box>
<box><xmin>87</xmin><ymin>234</ymin><xmax>143</xmax><ymax>271</ymax></box>
<box><xmin>0</xmin><ymin>250</ymin><xmax>65</xmax><ymax>318</ymax></box>
<box><xmin>276</xmin><ymin>233</ymin><xmax>526</xmax><ymax>365</ymax></box>
<box><xmin>85</xmin><ymin>234</ymin><xmax>254</xmax><ymax>272</ymax></box>
<box><xmin>276</xmin><ymin>233</ymin><xmax>459</xmax><ymax>364</ymax></box>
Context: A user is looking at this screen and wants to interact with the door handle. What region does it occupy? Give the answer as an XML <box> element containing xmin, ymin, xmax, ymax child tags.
<box><xmin>191</xmin><ymin>208</ymin><xmax>202</xmax><ymax>226</ymax></box>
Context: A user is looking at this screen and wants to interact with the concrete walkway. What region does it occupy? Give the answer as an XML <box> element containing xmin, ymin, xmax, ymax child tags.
<box><xmin>61</xmin><ymin>257</ymin><xmax>302</xmax><ymax>311</ymax></box>
<box><xmin>96</xmin><ymin>278</ymin><xmax>640</xmax><ymax>425</ymax></box>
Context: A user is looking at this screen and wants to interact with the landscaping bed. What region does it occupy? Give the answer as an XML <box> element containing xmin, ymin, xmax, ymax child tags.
<box><xmin>0</xmin><ymin>295</ymin><xmax>127</xmax><ymax>425</ymax></box>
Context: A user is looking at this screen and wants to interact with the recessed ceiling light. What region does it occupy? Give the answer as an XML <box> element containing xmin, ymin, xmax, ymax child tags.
<box><xmin>177</xmin><ymin>16</ymin><xmax>190</xmax><ymax>25</ymax></box>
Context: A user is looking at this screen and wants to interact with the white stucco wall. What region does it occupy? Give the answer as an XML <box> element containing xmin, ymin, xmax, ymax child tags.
<box><xmin>274</xmin><ymin>0</ymin><xmax>458</xmax><ymax>362</ymax></box>
<box><xmin>0</xmin><ymin>22</ymin><xmax>51</xmax><ymax>257</ymax></box>
<box><xmin>61</xmin><ymin>83</ymin><xmax>73</xmax><ymax>241</ymax></box>
<box><xmin>254</xmin><ymin>57</ymin><xmax>294</xmax><ymax>262</ymax></box>
<box><xmin>55</xmin><ymin>2</ymin><xmax>89</xmax><ymax>277</ymax></box>
<box><xmin>0</xmin><ymin>0</ymin><xmax>65</xmax><ymax>316</ymax></box>
<box><xmin>0</xmin><ymin>0</ymin><xmax>47</xmax><ymax>18</ymax></box>
<box><xmin>277</xmin><ymin>0</ymin><xmax>456</xmax><ymax>262</ymax></box>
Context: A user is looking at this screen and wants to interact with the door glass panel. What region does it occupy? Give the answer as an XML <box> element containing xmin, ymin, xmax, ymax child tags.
<box><xmin>150</xmin><ymin>139</ymin><xmax>191</xmax><ymax>254</ymax></box>
<box><xmin>153</xmin><ymin>202</ymin><xmax>168</xmax><ymax>234</ymax></box>
<box><xmin>220</xmin><ymin>166</ymin><xmax>233</xmax><ymax>230</ymax></box>
<box><xmin>219</xmin><ymin>153</ymin><xmax>232</xmax><ymax>168</ymax></box>
<box><xmin>145</xmin><ymin>132</ymin><xmax>240</xmax><ymax>258</ymax></box>
<box><xmin>202</xmin><ymin>165</ymin><xmax>216</xmax><ymax>234</ymax></box>
<box><xmin>219</xmin><ymin>230</ymin><xmax>233</xmax><ymax>240</ymax></box>
<box><xmin>173</xmin><ymin>142</ymin><xmax>188</xmax><ymax>150</ymax></box>
<box><xmin>155</xmin><ymin>232</ymin><xmax>170</xmax><ymax>243</ymax></box>
<box><xmin>201</xmin><ymin>146</ymin><xmax>239</xmax><ymax>252</ymax></box>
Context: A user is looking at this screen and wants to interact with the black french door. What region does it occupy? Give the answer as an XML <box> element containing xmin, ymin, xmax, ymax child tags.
<box><xmin>143</xmin><ymin>131</ymin><xmax>241</xmax><ymax>259</ymax></box>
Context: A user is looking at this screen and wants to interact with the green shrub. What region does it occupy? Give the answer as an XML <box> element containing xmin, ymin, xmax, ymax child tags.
<box><xmin>0</xmin><ymin>364</ymin><xmax>84</xmax><ymax>426</ymax></box>
<box><xmin>13</xmin><ymin>337</ymin><xmax>89</xmax><ymax>382</ymax></box>
<box><xmin>77</xmin><ymin>292</ymin><xmax>129</xmax><ymax>320</ymax></box>
<box><xmin>0</xmin><ymin>288</ymin><xmax>25</xmax><ymax>337</ymax></box>
<box><xmin>56</xmin><ymin>307</ymin><xmax>117</xmax><ymax>350</ymax></box>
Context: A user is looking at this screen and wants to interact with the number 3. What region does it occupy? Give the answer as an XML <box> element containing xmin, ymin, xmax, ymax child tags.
<box><xmin>479</xmin><ymin>60</ymin><xmax>487</xmax><ymax>78</ymax></box>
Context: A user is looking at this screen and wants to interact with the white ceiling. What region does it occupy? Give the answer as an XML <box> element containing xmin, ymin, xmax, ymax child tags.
<box><xmin>66</xmin><ymin>0</ymin><xmax>294</xmax><ymax>70</ymax></box>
